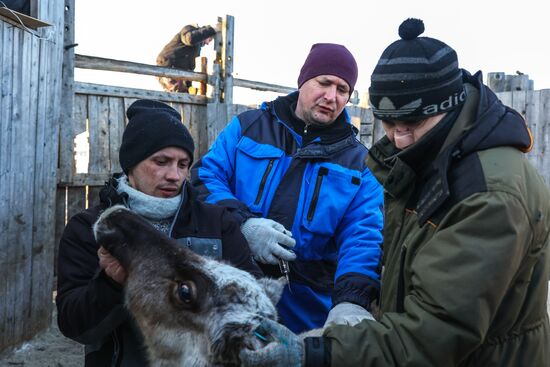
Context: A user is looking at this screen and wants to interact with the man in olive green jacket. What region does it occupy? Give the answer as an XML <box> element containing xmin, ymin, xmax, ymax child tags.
<box><xmin>239</xmin><ymin>18</ymin><xmax>549</xmax><ymax>367</ymax></box>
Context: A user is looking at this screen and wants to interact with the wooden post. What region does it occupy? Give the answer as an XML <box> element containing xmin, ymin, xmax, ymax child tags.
<box><xmin>211</xmin><ymin>17</ymin><xmax>223</xmax><ymax>102</ymax></box>
<box><xmin>58</xmin><ymin>0</ymin><xmax>76</xmax><ymax>184</ymax></box>
<box><xmin>487</xmin><ymin>72</ymin><xmax>506</xmax><ymax>93</ymax></box>
<box><xmin>199</xmin><ymin>56</ymin><xmax>207</xmax><ymax>96</ymax></box>
<box><xmin>221</xmin><ymin>15</ymin><xmax>234</xmax><ymax>104</ymax></box>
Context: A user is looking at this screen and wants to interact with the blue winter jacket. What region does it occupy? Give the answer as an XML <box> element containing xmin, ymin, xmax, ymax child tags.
<box><xmin>192</xmin><ymin>92</ymin><xmax>384</xmax><ymax>332</ymax></box>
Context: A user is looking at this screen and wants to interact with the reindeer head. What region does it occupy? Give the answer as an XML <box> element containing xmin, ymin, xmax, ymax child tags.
<box><xmin>94</xmin><ymin>205</ymin><xmax>285</xmax><ymax>366</ymax></box>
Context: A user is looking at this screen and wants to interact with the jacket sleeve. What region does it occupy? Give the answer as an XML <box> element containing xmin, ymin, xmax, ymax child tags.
<box><xmin>180</xmin><ymin>25</ymin><xmax>216</xmax><ymax>46</ymax></box>
<box><xmin>191</xmin><ymin>115</ymin><xmax>254</xmax><ymax>223</ymax></box>
<box><xmin>324</xmin><ymin>191</ymin><xmax>534</xmax><ymax>366</ymax></box>
<box><xmin>220</xmin><ymin>210</ymin><xmax>263</xmax><ymax>278</ymax></box>
<box><xmin>55</xmin><ymin>210</ymin><xmax>127</xmax><ymax>344</ymax></box>
<box><xmin>331</xmin><ymin>167</ymin><xmax>384</xmax><ymax>310</ymax></box>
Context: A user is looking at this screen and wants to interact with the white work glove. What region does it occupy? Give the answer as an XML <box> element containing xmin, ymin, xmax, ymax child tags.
<box><xmin>241</xmin><ymin>218</ymin><xmax>296</xmax><ymax>265</ymax></box>
<box><xmin>324</xmin><ymin>302</ymin><xmax>375</xmax><ymax>327</ymax></box>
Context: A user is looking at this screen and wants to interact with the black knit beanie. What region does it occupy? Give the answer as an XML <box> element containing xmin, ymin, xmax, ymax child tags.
<box><xmin>369</xmin><ymin>18</ymin><xmax>465</xmax><ymax>121</ymax></box>
<box><xmin>119</xmin><ymin>100</ymin><xmax>195</xmax><ymax>174</ymax></box>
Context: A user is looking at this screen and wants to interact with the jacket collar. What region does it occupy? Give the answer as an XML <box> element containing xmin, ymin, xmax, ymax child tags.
<box><xmin>267</xmin><ymin>92</ymin><xmax>357</xmax><ymax>147</ymax></box>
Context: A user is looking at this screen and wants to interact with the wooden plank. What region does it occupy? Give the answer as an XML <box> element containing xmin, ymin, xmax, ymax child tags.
<box><xmin>123</xmin><ymin>97</ymin><xmax>138</xmax><ymax>121</ymax></box>
<box><xmin>523</xmin><ymin>90</ymin><xmax>540</xmax><ymax>172</ymax></box>
<box><xmin>21</xmin><ymin>30</ymin><xmax>41</xmax><ymax>340</ymax></box>
<box><xmin>229</xmin><ymin>103</ymin><xmax>252</xmax><ymax>118</ymax></box>
<box><xmin>30</xmin><ymin>0</ymin><xmax>64</xmax><ymax>330</ymax></box>
<box><xmin>206</xmin><ymin>102</ymin><xmax>230</xmax><ymax>150</ymax></box>
<box><xmin>87</xmin><ymin>95</ymin><xmax>110</xmax><ymax>174</ymax></box>
<box><xmin>72</xmin><ymin>94</ymin><xmax>88</xmax><ymax>175</ymax></box>
<box><xmin>0</xmin><ymin>8</ymin><xmax>51</xmax><ymax>29</ymax></box>
<box><xmin>54</xmin><ymin>186</ymin><xmax>67</xmax><ymax>277</ymax></box>
<box><xmin>58</xmin><ymin>172</ymin><xmax>111</xmax><ymax>187</ymax></box>
<box><xmin>497</xmin><ymin>91</ymin><xmax>513</xmax><ymax>109</ymax></box>
<box><xmin>199</xmin><ymin>57</ymin><xmax>207</xmax><ymax>96</ymax></box>
<box><xmin>0</xmin><ymin>20</ymin><xmax>13</xmax><ymax>352</ymax></box>
<box><xmin>359</xmin><ymin>108</ymin><xmax>375</xmax><ymax>148</ymax></box>
<box><xmin>108</xmin><ymin>97</ymin><xmax>124</xmax><ymax>173</ymax></box>
<box><xmin>66</xmin><ymin>187</ymin><xmax>87</xmax><ymax>220</ymax></box>
<box><xmin>170</xmin><ymin>101</ymin><xmax>204</xmax><ymax>160</ymax></box>
<box><xmin>185</xmin><ymin>102</ymin><xmax>200</xmax><ymax>152</ymax></box>
<box><xmin>510</xmin><ymin>90</ymin><xmax>527</xmax><ymax>119</ymax></box>
<box><xmin>537</xmin><ymin>90</ymin><xmax>550</xmax><ymax>184</ymax></box>
<box><xmin>57</xmin><ymin>0</ymin><xmax>76</xmax><ymax>183</ymax></box>
<box><xmin>192</xmin><ymin>104</ymin><xmax>208</xmax><ymax>159</ymax></box>
<box><xmin>75</xmin><ymin>54</ymin><xmax>207</xmax><ymax>82</ymax></box>
<box><xmin>75</xmin><ymin>82</ymin><xmax>207</xmax><ymax>105</ymax></box>
<box><xmin>87</xmin><ymin>185</ymin><xmax>103</xmax><ymax>208</ymax></box>
<box><xmin>233</xmin><ymin>78</ymin><xmax>295</xmax><ymax>94</ymax></box>
<box><xmin>210</xmin><ymin>62</ymin><xmax>221</xmax><ymax>102</ymax></box>
<box><xmin>8</xmin><ymin>26</ymin><xmax>33</xmax><ymax>348</ymax></box>
<box><xmin>345</xmin><ymin>105</ymin><xmax>362</xmax><ymax>131</ymax></box>
<box><xmin>180</xmin><ymin>103</ymin><xmax>195</xmax><ymax>154</ymax></box>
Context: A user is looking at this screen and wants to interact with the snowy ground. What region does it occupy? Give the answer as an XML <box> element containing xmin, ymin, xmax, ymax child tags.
<box><xmin>0</xmin><ymin>309</ymin><xmax>83</xmax><ymax>367</ymax></box>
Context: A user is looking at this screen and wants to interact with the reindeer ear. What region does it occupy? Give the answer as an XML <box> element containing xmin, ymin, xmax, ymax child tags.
<box><xmin>258</xmin><ymin>277</ymin><xmax>286</xmax><ymax>305</ymax></box>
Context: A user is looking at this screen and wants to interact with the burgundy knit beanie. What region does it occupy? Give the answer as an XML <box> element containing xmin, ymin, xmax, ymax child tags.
<box><xmin>297</xmin><ymin>43</ymin><xmax>358</xmax><ymax>93</ymax></box>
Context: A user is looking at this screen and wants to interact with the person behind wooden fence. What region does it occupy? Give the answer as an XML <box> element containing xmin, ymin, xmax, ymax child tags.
<box><xmin>156</xmin><ymin>24</ymin><xmax>216</xmax><ymax>93</ymax></box>
<box><xmin>239</xmin><ymin>18</ymin><xmax>550</xmax><ymax>367</ymax></box>
<box><xmin>55</xmin><ymin>99</ymin><xmax>262</xmax><ymax>366</ymax></box>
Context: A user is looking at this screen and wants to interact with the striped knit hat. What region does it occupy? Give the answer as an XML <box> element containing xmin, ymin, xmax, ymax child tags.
<box><xmin>369</xmin><ymin>18</ymin><xmax>465</xmax><ymax>121</ymax></box>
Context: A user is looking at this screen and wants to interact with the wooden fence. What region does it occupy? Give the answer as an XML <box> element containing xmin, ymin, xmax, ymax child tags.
<box><xmin>53</xmin><ymin>84</ymin><xmax>379</xmax><ymax>247</ymax></box>
<box><xmin>53</xmin><ymin>82</ymin><xmax>550</xmax><ymax>248</ymax></box>
<box><xmin>497</xmin><ymin>89</ymin><xmax>550</xmax><ymax>185</ymax></box>
<box><xmin>0</xmin><ymin>1</ymin><xmax>65</xmax><ymax>353</ymax></box>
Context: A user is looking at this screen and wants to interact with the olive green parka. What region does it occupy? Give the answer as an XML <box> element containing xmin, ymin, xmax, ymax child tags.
<box><xmin>324</xmin><ymin>71</ymin><xmax>550</xmax><ymax>366</ymax></box>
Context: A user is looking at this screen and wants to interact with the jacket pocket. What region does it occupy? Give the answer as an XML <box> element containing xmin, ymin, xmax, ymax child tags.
<box><xmin>235</xmin><ymin>137</ymin><xmax>284</xmax><ymax>212</ymax></box>
<box><xmin>302</xmin><ymin>164</ymin><xmax>361</xmax><ymax>236</ymax></box>
<box><xmin>175</xmin><ymin>237</ymin><xmax>223</xmax><ymax>260</ymax></box>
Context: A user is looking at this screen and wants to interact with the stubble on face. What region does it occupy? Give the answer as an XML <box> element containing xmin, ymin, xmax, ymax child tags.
<box><xmin>295</xmin><ymin>75</ymin><xmax>350</xmax><ymax>127</ymax></box>
<box><xmin>127</xmin><ymin>147</ymin><xmax>191</xmax><ymax>198</ymax></box>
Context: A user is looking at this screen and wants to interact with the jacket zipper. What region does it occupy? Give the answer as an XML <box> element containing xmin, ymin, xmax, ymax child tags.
<box><xmin>254</xmin><ymin>159</ymin><xmax>275</xmax><ymax>205</ymax></box>
<box><xmin>307</xmin><ymin>167</ymin><xmax>328</xmax><ymax>222</ymax></box>
<box><xmin>168</xmin><ymin>182</ymin><xmax>186</xmax><ymax>237</ymax></box>
<box><xmin>396</xmin><ymin>243</ymin><xmax>407</xmax><ymax>313</ymax></box>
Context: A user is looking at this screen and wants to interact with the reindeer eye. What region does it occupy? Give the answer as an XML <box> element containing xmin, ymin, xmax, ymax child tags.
<box><xmin>174</xmin><ymin>281</ymin><xmax>197</xmax><ymax>308</ymax></box>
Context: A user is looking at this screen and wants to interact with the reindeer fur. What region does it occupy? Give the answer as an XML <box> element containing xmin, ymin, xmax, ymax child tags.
<box><xmin>93</xmin><ymin>205</ymin><xmax>285</xmax><ymax>367</ymax></box>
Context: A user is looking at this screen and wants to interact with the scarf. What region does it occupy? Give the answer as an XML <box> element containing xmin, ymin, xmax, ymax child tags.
<box><xmin>116</xmin><ymin>175</ymin><xmax>182</xmax><ymax>222</ymax></box>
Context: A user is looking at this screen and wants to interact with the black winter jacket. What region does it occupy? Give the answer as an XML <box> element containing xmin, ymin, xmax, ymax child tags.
<box><xmin>56</xmin><ymin>177</ymin><xmax>261</xmax><ymax>366</ymax></box>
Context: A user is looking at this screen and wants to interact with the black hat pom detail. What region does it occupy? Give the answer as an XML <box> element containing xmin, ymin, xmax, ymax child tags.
<box><xmin>398</xmin><ymin>18</ymin><xmax>425</xmax><ymax>40</ymax></box>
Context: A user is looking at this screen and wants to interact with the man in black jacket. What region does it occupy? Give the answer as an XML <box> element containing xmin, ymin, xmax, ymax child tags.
<box><xmin>156</xmin><ymin>24</ymin><xmax>216</xmax><ymax>93</ymax></box>
<box><xmin>56</xmin><ymin>99</ymin><xmax>261</xmax><ymax>366</ymax></box>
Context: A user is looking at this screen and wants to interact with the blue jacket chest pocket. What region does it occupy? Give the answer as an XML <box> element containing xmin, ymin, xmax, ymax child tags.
<box><xmin>302</xmin><ymin>165</ymin><xmax>361</xmax><ymax>235</ymax></box>
<box><xmin>234</xmin><ymin>137</ymin><xmax>284</xmax><ymax>212</ymax></box>
<box><xmin>175</xmin><ymin>237</ymin><xmax>222</xmax><ymax>260</ymax></box>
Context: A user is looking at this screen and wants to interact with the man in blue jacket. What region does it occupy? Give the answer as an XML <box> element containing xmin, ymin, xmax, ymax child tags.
<box><xmin>191</xmin><ymin>43</ymin><xmax>384</xmax><ymax>333</ymax></box>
